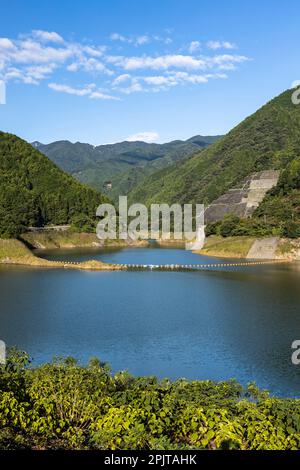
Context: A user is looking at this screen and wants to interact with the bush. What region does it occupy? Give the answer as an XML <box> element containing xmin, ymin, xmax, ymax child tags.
<box><xmin>70</xmin><ymin>214</ymin><xmax>96</xmax><ymax>233</ymax></box>
<box><xmin>282</xmin><ymin>220</ymin><xmax>300</xmax><ymax>238</ymax></box>
<box><xmin>219</xmin><ymin>215</ymin><xmax>240</xmax><ymax>237</ymax></box>
<box><xmin>0</xmin><ymin>350</ymin><xmax>300</xmax><ymax>450</ymax></box>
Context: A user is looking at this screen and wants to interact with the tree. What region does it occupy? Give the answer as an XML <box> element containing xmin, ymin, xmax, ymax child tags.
<box><xmin>219</xmin><ymin>215</ymin><xmax>240</xmax><ymax>237</ymax></box>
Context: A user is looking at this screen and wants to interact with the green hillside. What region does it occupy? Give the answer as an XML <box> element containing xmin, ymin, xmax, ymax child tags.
<box><xmin>128</xmin><ymin>89</ymin><xmax>300</xmax><ymax>209</ymax></box>
<box><xmin>0</xmin><ymin>132</ymin><xmax>108</xmax><ymax>237</ymax></box>
<box><xmin>34</xmin><ymin>135</ymin><xmax>221</xmax><ymax>200</ymax></box>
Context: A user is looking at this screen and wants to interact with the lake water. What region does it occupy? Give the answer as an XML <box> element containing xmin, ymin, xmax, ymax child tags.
<box><xmin>1</xmin><ymin>246</ymin><xmax>300</xmax><ymax>397</ymax></box>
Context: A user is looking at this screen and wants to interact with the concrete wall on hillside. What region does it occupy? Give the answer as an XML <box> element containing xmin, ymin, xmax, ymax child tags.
<box><xmin>246</xmin><ymin>237</ymin><xmax>280</xmax><ymax>259</ymax></box>
<box><xmin>204</xmin><ymin>170</ymin><xmax>280</xmax><ymax>223</ymax></box>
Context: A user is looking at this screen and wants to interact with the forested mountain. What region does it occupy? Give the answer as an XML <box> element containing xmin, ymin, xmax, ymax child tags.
<box><xmin>128</xmin><ymin>89</ymin><xmax>300</xmax><ymax>236</ymax></box>
<box><xmin>128</xmin><ymin>90</ymin><xmax>300</xmax><ymax>202</ymax></box>
<box><xmin>0</xmin><ymin>132</ymin><xmax>108</xmax><ymax>237</ymax></box>
<box><xmin>33</xmin><ymin>135</ymin><xmax>221</xmax><ymax>200</ymax></box>
<box><xmin>5</xmin><ymin>89</ymin><xmax>300</xmax><ymax>239</ymax></box>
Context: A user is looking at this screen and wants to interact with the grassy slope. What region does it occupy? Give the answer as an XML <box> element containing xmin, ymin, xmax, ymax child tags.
<box><xmin>0</xmin><ymin>239</ymin><xmax>64</xmax><ymax>267</ymax></box>
<box><xmin>21</xmin><ymin>231</ymin><xmax>104</xmax><ymax>249</ymax></box>
<box><xmin>128</xmin><ymin>89</ymin><xmax>300</xmax><ymax>206</ymax></box>
<box><xmin>21</xmin><ymin>231</ymin><xmax>149</xmax><ymax>250</ymax></box>
<box><xmin>198</xmin><ymin>236</ymin><xmax>256</xmax><ymax>258</ymax></box>
<box><xmin>0</xmin><ymin>239</ymin><xmax>36</xmax><ymax>262</ymax></box>
<box><xmin>0</xmin><ymin>238</ymin><xmax>123</xmax><ymax>270</ymax></box>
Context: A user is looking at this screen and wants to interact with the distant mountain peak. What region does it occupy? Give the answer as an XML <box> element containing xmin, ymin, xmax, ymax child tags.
<box><xmin>31</xmin><ymin>141</ymin><xmax>43</xmax><ymax>148</ymax></box>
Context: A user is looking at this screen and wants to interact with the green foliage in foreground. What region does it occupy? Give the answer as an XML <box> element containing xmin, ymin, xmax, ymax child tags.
<box><xmin>1</xmin><ymin>349</ymin><xmax>300</xmax><ymax>450</ymax></box>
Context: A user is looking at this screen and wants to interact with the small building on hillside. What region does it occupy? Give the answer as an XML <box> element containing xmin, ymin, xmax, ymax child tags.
<box><xmin>103</xmin><ymin>181</ymin><xmax>112</xmax><ymax>190</ymax></box>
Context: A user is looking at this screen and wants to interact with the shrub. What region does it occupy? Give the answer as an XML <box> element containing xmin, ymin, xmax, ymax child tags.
<box><xmin>0</xmin><ymin>350</ymin><xmax>300</xmax><ymax>450</ymax></box>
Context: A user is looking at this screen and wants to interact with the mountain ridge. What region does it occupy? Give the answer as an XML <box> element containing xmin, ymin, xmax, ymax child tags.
<box><xmin>33</xmin><ymin>135</ymin><xmax>222</xmax><ymax>200</ymax></box>
<box><xmin>127</xmin><ymin>88</ymin><xmax>300</xmax><ymax>237</ymax></box>
<box><xmin>128</xmin><ymin>89</ymin><xmax>300</xmax><ymax>206</ymax></box>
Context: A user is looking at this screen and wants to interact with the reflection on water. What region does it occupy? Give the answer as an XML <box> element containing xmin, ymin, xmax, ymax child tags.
<box><xmin>1</xmin><ymin>246</ymin><xmax>300</xmax><ymax>397</ymax></box>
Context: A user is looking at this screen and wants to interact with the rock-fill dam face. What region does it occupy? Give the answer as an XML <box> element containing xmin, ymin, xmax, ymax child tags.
<box><xmin>204</xmin><ymin>170</ymin><xmax>280</xmax><ymax>223</ymax></box>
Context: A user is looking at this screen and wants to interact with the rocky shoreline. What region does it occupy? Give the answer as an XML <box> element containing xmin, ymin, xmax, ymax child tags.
<box><xmin>1</xmin><ymin>234</ymin><xmax>299</xmax><ymax>272</ymax></box>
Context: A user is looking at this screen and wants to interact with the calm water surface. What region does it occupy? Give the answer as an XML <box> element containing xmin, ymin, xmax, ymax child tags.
<box><xmin>1</xmin><ymin>246</ymin><xmax>300</xmax><ymax>397</ymax></box>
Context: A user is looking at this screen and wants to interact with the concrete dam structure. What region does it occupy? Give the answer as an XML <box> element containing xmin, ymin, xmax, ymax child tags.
<box><xmin>205</xmin><ymin>170</ymin><xmax>280</xmax><ymax>223</ymax></box>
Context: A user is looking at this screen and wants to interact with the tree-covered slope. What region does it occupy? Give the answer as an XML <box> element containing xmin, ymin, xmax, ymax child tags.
<box><xmin>128</xmin><ymin>89</ymin><xmax>300</xmax><ymax>206</ymax></box>
<box><xmin>0</xmin><ymin>132</ymin><xmax>108</xmax><ymax>237</ymax></box>
<box><xmin>34</xmin><ymin>135</ymin><xmax>221</xmax><ymax>199</ymax></box>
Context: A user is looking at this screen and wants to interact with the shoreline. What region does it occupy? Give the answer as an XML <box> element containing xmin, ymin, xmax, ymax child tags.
<box><xmin>0</xmin><ymin>238</ymin><xmax>125</xmax><ymax>271</ymax></box>
<box><xmin>20</xmin><ymin>230</ymin><xmax>149</xmax><ymax>250</ymax></box>
<box><xmin>196</xmin><ymin>236</ymin><xmax>300</xmax><ymax>261</ymax></box>
<box><xmin>1</xmin><ymin>233</ymin><xmax>299</xmax><ymax>272</ymax></box>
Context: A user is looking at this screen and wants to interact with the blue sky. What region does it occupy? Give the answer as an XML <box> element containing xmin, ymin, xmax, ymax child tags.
<box><xmin>0</xmin><ymin>0</ymin><xmax>299</xmax><ymax>145</ymax></box>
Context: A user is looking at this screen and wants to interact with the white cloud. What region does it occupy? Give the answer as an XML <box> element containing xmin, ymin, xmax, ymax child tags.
<box><xmin>110</xmin><ymin>52</ymin><xmax>248</xmax><ymax>72</ymax></box>
<box><xmin>109</xmin><ymin>33</ymin><xmax>171</xmax><ymax>47</ymax></box>
<box><xmin>0</xmin><ymin>31</ymin><xmax>111</xmax><ymax>88</ymax></box>
<box><xmin>25</xmin><ymin>63</ymin><xmax>57</xmax><ymax>80</ymax></box>
<box><xmin>48</xmin><ymin>82</ymin><xmax>119</xmax><ymax>100</ymax></box>
<box><xmin>48</xmin><ymin>82</ymin><xmax>93</xmax><ymax>96</ymax></box>
<box><xmin>112</xmin><ymin>73</ymin><xmax>131</xmax><ymax>85</ymax></box>
<box><xmin>114</xmin><ymin>54</ymin><xmax>207</xmax><ymax>71</ymax></box>
<box><xmin>81</xmin><ymin>45</ymin><xmax>106</xmax><ymax>57</ymax></box>
<box><xmin>126</xmin><ymin>131</ymin><xmax>159</xmax><ymax>143</ymax></box>
<box><xmin>0</xmin><ymin>33</ymin><xmax>107</xmax><ymax>70</ymax></box>
<box><xmin>111</xmin><ymin>69</ymin><xmax>228</xmax><ymax>95</ymax></box>
<box><xmin>32</xmin><ymin>30</ymin><xmax>64</xmax><ymax>43</ymax></box>
<box><xmin>0</xmin><ymin>38</ymin><xmax>15</xmax><ymax>50</ymax></box>
<box><xmin>3</xmin><ymin>63</ymin><xmax>59</xmax><ymax>84</ymax></box>
<box><xmin>188</xmin><ymin>41</ymin><xmax>201</xmax><ymax>53</ymax></box>
<box><xmin>118</xmin><ymin>81</ymin><xmax>144</xmax><ymax>94</ymax></box>
<box><xmin>207</xmin><ymin>40</ymin><xmax>236</xmax><ymax>50</ymax></box>
<box><xmin>208</xmin><ymin>54</ymin><xmax>248</xmax><ymax>67</ymax></box>
<box><xmin>135</xmin><ymin>35</ymin><xmax>151</xmax><ymax>46</ymax></box>
<box><xmin>110</xmin><ymin>33</ymin><xmax>128</xmax><ymax>42</ymax></box>
<box><xmin>143</xmin><ymin>75</ymin><xmax>172</xmax><ymax>86</ymax></box>
<box><xmin>168</xmin><ymin>71</ymin><xmax>208</xmax><ymax>84</ymax></box>
<box><xmin>0</xmin><ymin>29</ymin><xmax>249</xmax><ymax>101</ymax></box>
<box><xmin>89</xmin><ymin>90</ymin><xmax>121</xmax><ymax>100</ymax></box>
<box><xmin>4</xmin><ymin>67</ymin><xmax>39</xmax><ymax>84</ymax></box>
<box><xmin>142</xmin><ymin>72</ymin><xmax>209</xmax><ymax>87</ymax></box>
<box><xmin>9</xmin><ymin>39</ymin><xmax>74</xmax><ymax>64</ymax></box>
<box><xmin>67</xmin><ymin>57</ymin><xmax>113</xmax><ymax>75</ymax></box>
